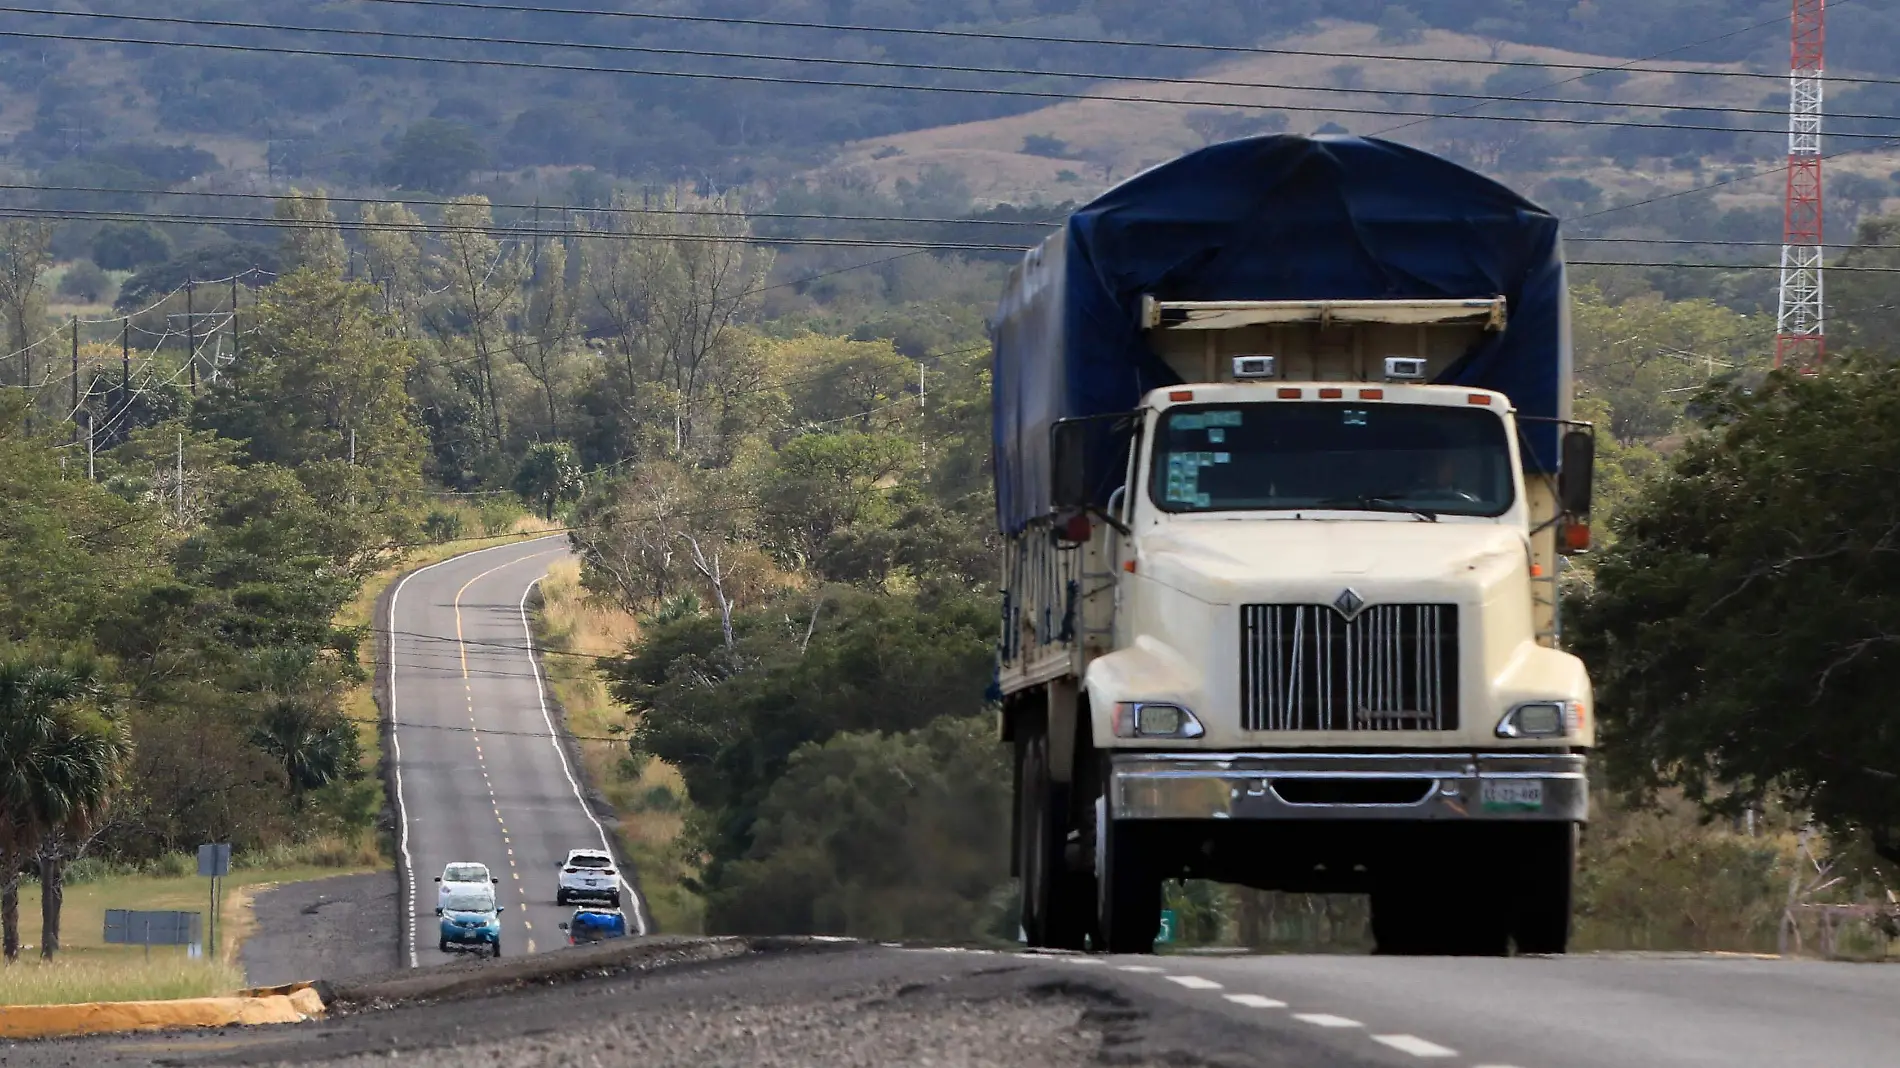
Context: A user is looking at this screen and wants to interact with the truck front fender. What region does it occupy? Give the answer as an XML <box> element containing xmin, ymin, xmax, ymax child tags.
<box><xmin>1083</xmin><ymin>636</ymin><xmax>1206</xmax><ymax>748</ymax></box>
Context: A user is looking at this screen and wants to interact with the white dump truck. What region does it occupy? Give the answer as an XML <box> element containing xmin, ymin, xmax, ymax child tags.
<box><xmin>992</xmin><ymin>135</ymin><xmax>1596</xmax><ymax>955</ymax></box>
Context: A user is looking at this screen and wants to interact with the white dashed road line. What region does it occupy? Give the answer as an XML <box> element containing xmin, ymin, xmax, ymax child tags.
<box><xmin>1372</xmin><ymin>1034</ymin><xmax>1458</xmax><ymax>1058</ymax></box>
<box><xmin>1224</xmin><ymin>993</ymin><xmax>1287</xmax><ymax>1009</ymax></box>
<box><xmin>1116</xmin><ymin>964</ymin><xmax>1164</xmax><ymax>973</ymax></box>
<box><xmin>1164</xmin><ymin>975</ymin><xmax>1224</xmax><ymax>990</ymax></box>
<box><xmin>1292</xmin><ymin>1013</ymin><xmax>1363</xmax><ymax>1029</ymax></box>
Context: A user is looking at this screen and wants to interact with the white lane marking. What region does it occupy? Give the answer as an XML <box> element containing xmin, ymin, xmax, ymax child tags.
<box><xmin>1165</xmin><ymin>975</ymin><xmax>1223</xmax><ymax>990</ymax></box>
<box><xmin>1372</xmin><ymin>1035</ymin><xmax>1457</xmax><ymax>1058</ymax></box>
<box><xmin>388</xmin><ymin>535</ymin><xmax>564</xmax><ymax>969</ymax></box>
<box><xmin>1116</xmin><ymin>965</ymin><xmax>1164</xmax><ymax>973</ymax></box>
<box><xmin>1224</xmin><ymin>994</ymin><xmax>1286</xmax><ymax>1009</ymax></box>
<box><xmin>519</xmin><ymin>576</ymin><xmax>650</xmax><ymax>936</ymax></box>
<box><xmin>1293</xmin><ymin>1013</ymin><xmax>1362</xmax><ymax>1029</ymax></box>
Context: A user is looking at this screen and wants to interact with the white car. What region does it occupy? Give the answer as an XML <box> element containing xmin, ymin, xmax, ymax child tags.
<box><xmin>436</xmin><ymin>861</ymin><xmax>497</xmax><ymax>909</ymax></box>
<box><xmin>555</xmin><ymin>848</ymin><xmax>620</xmax><ymax>906</ymax></box>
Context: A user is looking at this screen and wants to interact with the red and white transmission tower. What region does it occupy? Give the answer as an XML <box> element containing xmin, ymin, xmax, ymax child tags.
<box><xmin>1776</xmin><ymin>0</ymin><xmax>1826</xmax><ymax>371</ymax></box>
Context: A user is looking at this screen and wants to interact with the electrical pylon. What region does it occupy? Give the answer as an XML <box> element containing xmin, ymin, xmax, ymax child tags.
<box><xmin>1775</xmin><ymin>0</ymin><xmax>1826</xmax><ymax>371</ymax></box>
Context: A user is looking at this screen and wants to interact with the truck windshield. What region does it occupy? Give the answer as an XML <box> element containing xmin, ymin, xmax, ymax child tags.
<box><xmin>1149</xmin><ymin>402</ymin><xmax>1515</xmax><ymax>517</ymax></box>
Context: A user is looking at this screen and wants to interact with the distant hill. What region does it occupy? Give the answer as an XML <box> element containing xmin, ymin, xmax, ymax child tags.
<box><xmin>6</xmin><ymin>1</ymin><xmax>1900</xmax><ymax>193</ymax></box>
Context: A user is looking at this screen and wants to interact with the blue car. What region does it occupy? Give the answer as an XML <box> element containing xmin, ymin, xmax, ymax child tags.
<box><xmin>559</xmin><ymin>906</ymin><xmax>628</xmax><ymax>945</ymax></box>
<box><xmin>436</xmin><ymin>886</ymin><xmax>504</xmax><ymax>957</ymax></box>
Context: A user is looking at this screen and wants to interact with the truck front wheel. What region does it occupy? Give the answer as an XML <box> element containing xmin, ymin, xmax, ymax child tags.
<box><xmin>1096</xmin><ymin>818</ymin><xmax>1161</xmax><ymax>954</ymax></box>
<box><xmin>1017</xmin><ymin>725</ymin><xmax>1089</xmax><ymax>949</ymax></box>
<box><xmin>1510</xmin><ymin>824</ymin><xmax>1577</xmax><ymax>955</ymax></box>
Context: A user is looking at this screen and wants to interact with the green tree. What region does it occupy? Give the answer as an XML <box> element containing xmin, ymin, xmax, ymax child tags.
<box><xmin>607</xmin><ymin>584</ymin><xmax>996</xmax><ymax>888</ymax></box>
<box><xmin>1574</xmin><ymin>364</ymin><xmax>1900</xmax><ymax>865</ymax></box>
<box><xmin>249</xmin><ymin>698</ymin><xmax>357</xmax><ymax>808</ymax></box>
<box><xmin>514</xmin><ymin>441</ymin><xmax>583</xmax><ymax>520</ymax></box>
<box><xmin>274</xmin><ymin>191</ymin><xmax>349</xmax><ymax>278</ymax></box>
<box><xmin>90</xmin><ymin>223</ymin><xmax>172</xmax><ymax>271</ymax></box>
<box><xmin>1570</xmin><ymin>285</ymin><xmax>1763</xmax><ymax>444</ymax></box>
<box><xmin>709</xmin><ymin>716</ymin><xmax>1009</xmax><ymax>939</ymax></box>
<box><xmin>194</xmin><ymin>270</ymin><xmax>425</xmax><ymax>502</ymax></box>
<box><xmin>377</xmin><ymin>119</ymin><xmax>486</xmax><ymax>192</ymax></box>
<box><xmin>751</xmin><ymin>431</ymin><xmax>915</xmax><ymax>578</ymax></box>
<box><xmin>0</xmin><ymin>658</ymin><xmax>126</xmax><ymax>962</ymax></box>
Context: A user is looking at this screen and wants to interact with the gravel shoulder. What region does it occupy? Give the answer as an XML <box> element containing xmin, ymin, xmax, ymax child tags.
<box><xmin>238</xmin><ymin>873</ymin><xmax>399</xmax><ymax>989</ymax></box>
<box><xmin>10</xmin><ymin>941</ymin><xmax>1392</xmax><ymax>1068</ymax></box>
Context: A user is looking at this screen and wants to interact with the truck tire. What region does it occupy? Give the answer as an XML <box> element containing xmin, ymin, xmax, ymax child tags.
<box><xmin>1371</xmin><ymin>841</ymin><xmax>1508</xmax><ymax>957</ymax></box>
<box><xmin>1096</xmin><ymin>818</ymin><xmax>1161</xmax><ymax>954</ymax></box>
<box><xmin>1017</xmin><ymin>726</ymin><xmax>1088</xmax><ymax>949</ymax></box>
<box><xmin>1510</xmin><ymin>824</ymin><xmax>1577</xmax><ymax>955</ymax></box>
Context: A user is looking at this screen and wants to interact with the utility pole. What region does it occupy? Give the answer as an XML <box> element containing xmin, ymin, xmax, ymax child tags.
<box><xmin>185</xmin><ymin>279</ymin><xmax>197</xmax><ymax>394</ymax></box>
<box><xmin>69</xmin><ymin>317</ymin><xmax>78</xmax><ymax>446</ymax></box>
<box><xmin>230</xmin><ymin>276</ymin><xmax>240</xmax><ymax>365</ymax></box>
<box><xmin>175</xmin><ymin>430</ymin><xmax>184</xmax><ymax>523</ymax></box>
<box><xmin>1775</xmin><ymin>0</ymin><xmax>1826</xmax><ymax>371</ymax></box>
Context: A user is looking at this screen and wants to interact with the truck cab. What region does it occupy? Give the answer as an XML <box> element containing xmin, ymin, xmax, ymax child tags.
<box><xmin>1003</xmin><ymin>295</ymin><xmax>1595</xmax><ymax>955</ymax></box>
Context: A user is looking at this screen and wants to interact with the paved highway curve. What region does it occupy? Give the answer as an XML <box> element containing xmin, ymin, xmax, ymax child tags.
<box><xmin>386</xmin><ymin>535</ymin><xmax>647</xmax><ymax>966</ymax></box>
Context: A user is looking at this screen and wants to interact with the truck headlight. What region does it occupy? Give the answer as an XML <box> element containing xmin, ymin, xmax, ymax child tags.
<box><xmin>1496</xmin><ymin>700</ymin><xmax>1582</xmax><ymax>739</ymax></box>
<box><xmin>1112</xmin><ymin>702</ymin><xmax>1205</xmax><ymax>739</ymax></box>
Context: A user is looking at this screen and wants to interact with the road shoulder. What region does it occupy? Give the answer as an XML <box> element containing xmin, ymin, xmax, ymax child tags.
<box><xmin>239</xmin><ymin>872</ymin><xmax>400</xmax><ymax>989</ymax></box>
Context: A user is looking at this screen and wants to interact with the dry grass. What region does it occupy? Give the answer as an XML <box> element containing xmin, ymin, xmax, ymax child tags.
<box><xmin>0</xmin><ymin>850</ymin><xmax>377</xmax><ymax>1004</ymax></box>
<box><xmin>0</xmin><ymin>956</ymin><xmax>246</xmax><ymax>1007</ymax></box>
<box><xmin>534</xmin><ymin>560</ymin><xmax>705</xmax><ymax>934</ymax></box>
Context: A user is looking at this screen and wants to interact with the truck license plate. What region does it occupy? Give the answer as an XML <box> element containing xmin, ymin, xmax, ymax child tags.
<box><xmin>1481</xmin><ymin>780</ymin><xmax>1543</xmax><ymax>811</ymax></box>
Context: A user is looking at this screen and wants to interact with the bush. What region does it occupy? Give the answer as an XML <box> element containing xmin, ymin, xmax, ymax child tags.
<box><xmin>477</xmin><ymin>498</ymin><xmax>521</xmax><ymax>536</ymax></box>
<box><xmin>1021</xmin><ymin>134</ymin><xmax>1069</xmax><ymax>158</ymax></box>
<box><xmin>421</xmin><ymin>509</ymin><xmax>463</xmax><ymax>543</ymax></box>
<box><xmin>56</xmin><ymin>260</ymin><xmax>111</xmax><ymax>303</ymax></box>
<box><xmin>91</xmin><ymin>224</ymin><xmax>173</xmax><ymax>271</ymax></box>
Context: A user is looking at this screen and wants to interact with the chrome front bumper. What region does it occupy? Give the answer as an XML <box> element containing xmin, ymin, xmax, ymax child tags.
<box><xmin>1110</xmin><ymin>751</ymin><xmax>1588</xmax><ymax>822</ymax></box>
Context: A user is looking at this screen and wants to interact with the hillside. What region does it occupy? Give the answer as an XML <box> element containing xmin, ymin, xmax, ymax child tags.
<box><xmin>818</xmin><ymin>19</ymin><xmax>1900</xmax><ymax>221</ymax></box>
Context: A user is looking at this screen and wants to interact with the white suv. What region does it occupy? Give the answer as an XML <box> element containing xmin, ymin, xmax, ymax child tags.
<box><xmin>436</xmin><ymin>861</ymin><xmax>497</xmax><ymax>909</ymax></box>
<box><xmin>555</xmin><ymin>848</ymin><xmax>620</xmax><ymax>906</ymax></box>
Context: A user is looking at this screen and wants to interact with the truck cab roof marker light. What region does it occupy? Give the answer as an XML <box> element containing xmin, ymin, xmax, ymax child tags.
<box><xmin>1359</xmin><ymin>388</ymin><xmax>1384</xmax><ymax>400</ymax></box>
<box><xmin>1468</xmin><ymin>393</ymin><xmax>1493</xmax><ymax>405</ymax></box>
<box><xmin>1319</xmin><ymin>387</ymin><xmax>1344</xmax><ymax>399</ymax></box>
<box><xmin>1277</xmin><ymin>387</ymin><xmax>1302</xmax><ymax>399</ymax></box>
<box><xmin>1169</xmin><ymin>390</ymin><xmax>1195</xmax><ymax>402</ymax></box>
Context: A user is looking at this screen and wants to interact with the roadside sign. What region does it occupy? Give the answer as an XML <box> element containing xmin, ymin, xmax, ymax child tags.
<box><xmin>1157</xmin><ymin>909</ymin><xmax>1177</xmax><ymax>944</ymax></box>
<box><xmin>196</xmin><ymin>843</ymin><xmax>231</xmax><ymax>877</ymax></box>
<box><xmin>105</xmin><ymin>910</ymin><xmax>202</xmax><ymax>958</ymax></box>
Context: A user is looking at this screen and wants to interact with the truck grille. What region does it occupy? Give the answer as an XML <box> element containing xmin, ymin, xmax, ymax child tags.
<box><xmin>1240</xmin><ymin>604</ymin><xmax>1458</xmax><ymax>731</ymax></box>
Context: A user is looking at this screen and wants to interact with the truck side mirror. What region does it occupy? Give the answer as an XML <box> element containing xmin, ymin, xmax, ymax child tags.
<box><xmin>434</xmin><ymin>907</ymin><xmax>443</xmax><ymax>916</ymax></box>
<box><xmin>1558</xmin><ymin>429</ymin><xmax>1594</xmax><ymax>518</ymax></box>
<box><xmin>1050</xmin><ymin>419</ymin><xmax>1091</xmax><ymax>510</ymax></box>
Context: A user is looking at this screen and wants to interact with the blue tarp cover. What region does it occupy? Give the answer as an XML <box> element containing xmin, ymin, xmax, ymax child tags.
<box><xmin>991</xmin><ymin>134</ymin><xmax>1569</xmax><ymax>534</ymax></box>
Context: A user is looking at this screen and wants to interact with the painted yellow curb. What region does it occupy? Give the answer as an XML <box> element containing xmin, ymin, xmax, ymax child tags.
<box><xmin>0</xmin><ymin>983</ymin><xmax>324</xmax><ymax>1040</ymax></box>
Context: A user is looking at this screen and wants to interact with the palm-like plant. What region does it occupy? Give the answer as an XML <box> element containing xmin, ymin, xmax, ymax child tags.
<box><xmin>250</xmin><ymin>698</ymin><xmax>354</xmax><ymax>807</ymax></box>
<box><xmin>28</xmin><ymin>722</ymin><xmax>128</xmax><ymax>959</ymax></box>
<box><xmin>0</xmin><ymin>660</ymin><xmax>85</xmax><ymax>962</ymax></box>
<box><xmin>0</xmin><ymin>658</ymin><xmax>127</xmax><ymax>961</ymax></box>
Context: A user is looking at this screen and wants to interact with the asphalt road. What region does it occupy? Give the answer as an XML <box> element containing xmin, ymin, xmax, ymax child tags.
<box><xmin>14</xmin><ymin>942</ymin><xmax>1897</xmax><ymax>1068</ymax></box>
<box><xmin>386</xmin><ymin>535</ymin><xmax>646</xmax><ymax>967</ymax></box>
<box><xmin>239</xmin><ymin>873</ymin><xmax>398</xmax><ymax>988</ymax></box>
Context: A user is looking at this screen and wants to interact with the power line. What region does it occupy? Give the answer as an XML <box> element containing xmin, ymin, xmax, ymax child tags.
<box><xmin>17</xmin><ymin>202</ymin><xmax>1900</xmax><ymax>275</ymax></box>
<box><xmin>343</xmin><ymin>0</ymin><xmax>1892</xmax><ymax>87</ymax></box>
<box><xmin>1371</xmin><ymin>2</ymin><xmax>1840</xmax><ymax>138</ymax></box>
<box><xmin>11</xmin><ymin>25</ymin><xmax>1900</xmax><ymax>140</ymax></box>
<box><xmin>0</xmin><ymin>181</ymin><xmax>1062</xmax><ymax>230</ymax></box>
<box><xmin>10</xmin><ymin>6</ymin><xmax>1888</xmax><ymax>124</ymax></box>
<box><xmin>0</xmin><ymin>205</ymin><xmax>1026</xmax><ymax>250</ymax></box>
<box><xmin>1575</xmin><ymin>134</ymin><xmax>1900</xmax><ymax>224</ymax></box>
